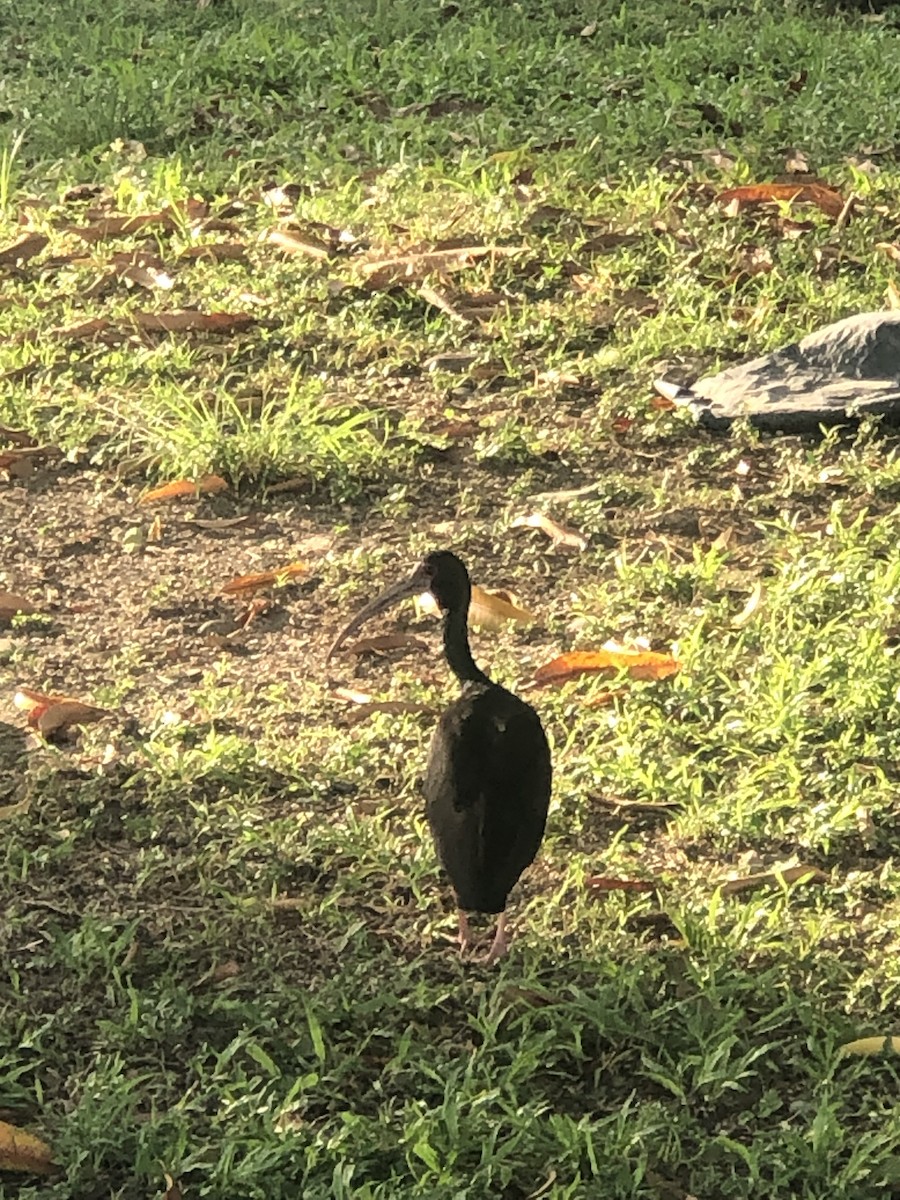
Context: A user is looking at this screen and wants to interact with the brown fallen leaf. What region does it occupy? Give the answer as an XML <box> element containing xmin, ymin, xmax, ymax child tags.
<box><xmin>37</xmin><ymin>699</ymin><xmax>109</xmax><ymax>737</ymax></box>
<box><xmin>50</xmin><ymin>317</ymin><xmax>120</xmax><ymax>343</ymax></box>
<box><xmin>265</xmin><ymin>228</ymin><xmax>333</xmax><ymax>261</ymax></box>
<box><xmin>139</xmin><ymin>475</ymin><xmax>229</xmax><ymax>504</ymax></box>
<box><xmin>345</xmin><ymin>633</ymin><xmax>429</xmax><ymax>656</ymax></box>
<box><xmin>535</xmin><ymin>646</ymin><xmax>681</xmax><ymax>686</ymax></box>
<box><xmin>0</xmin><ymin>591</ymin><xmax>37</xmax><ymax>624</ymax></box>
<box><xmin>195</xmin><ymin>959</ymin><xmax>241</xmax><ymax>988</ymax></box>
<box><xmin>0</xmin><ymin>424</ymin><xmax>35</xmax><ymax>447</ymax></box>
<box><xmin>886</xmin><ymin>280</ymin><xmax>900</xmax><ymax>311</ymax></box>
<box><xmin>129</xmin><ymin>310</ymin><xmax>256</xmax><ymax>334</ymax></box>
<box><xmin>876</xmin><ymin>242</ymin><xmax>900</xmax><ymax>265</ymax></box>
<box><xmin>0</xmin><ymin>1120</ymin><xmax>55</xmax><ymax>1175</ymax></box>
<box><xmin>221</xmin><ymin>561</ymin><xmax>308</xmax><ymax>596</ymax></box>
<box><xmin>585</xmin><ymin>875</ymin><xmax>659</xmax><ymax>894</ymax></box>
<box><xmin>0</xmin><ymin>233</ymin><xmax>49</xmax><ymax>267</ymax></box>
<box><xmin>418</xmin><ymin>282</ymin><xmax>470</xmax><ymax>322</ymax></box>
<box><xmin>839</xmin><ymin>1035</ymin><xmax>900</xmax><ymax>1058</ymax></box>
<box><xmin>358</xmin><ymin>244</ymin><xmax>525</xmax><ymax>290</ymax></box>
<box><xmin>510</xmin><ymin>512</ymin><xmax>588</xmax><ymax>551</ymax></box>
<box><xmin>67</xmin><ymin>200</ymin><xmax>210</xmax><ymax>243</ymax></box>
<box><xmin>177</xmin><ymin>242</ymin><xmax>249</xmax><ymax>264</ymax></box>
<box><xmin>717</xmin><ymin>181</ymin><xmax>845</xmax><ymax>219</ymax></box>
<box><xmin>346</xmin><ymin>700</ymin><xmax>437</xmax><ymax>723</ymax></box>
<box><xmin>719</xmin><ymin>864</ymin><xmax>826</xmax><ymax>897</ymax></box>
<box><xmin>163</xmin><ymin>1172</ymin><xmax>183</xmax><ymax>1200</ymax></box>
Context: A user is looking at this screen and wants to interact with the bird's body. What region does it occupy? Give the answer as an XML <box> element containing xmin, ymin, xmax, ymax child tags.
<box><xmin>327</xmin><ymin>550</ymin><xmax>552</xmax><ymax>962</ymax></box>
<box><xmin>425</xmin><ymin>681</ymin><xmax>550</xmax><ymax>916</ymax></box>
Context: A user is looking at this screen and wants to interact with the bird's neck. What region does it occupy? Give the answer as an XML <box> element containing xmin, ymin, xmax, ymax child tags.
<box><xmin>442</xmin><ymin>604</ymin><xmax>491</xmax><ymax>686</ymax></box>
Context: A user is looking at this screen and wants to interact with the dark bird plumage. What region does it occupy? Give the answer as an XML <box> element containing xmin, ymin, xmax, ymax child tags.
<box><xmin>328</xmin><ymin>551</ymin><xmax>552</xmax><ymax>962</ymax></box>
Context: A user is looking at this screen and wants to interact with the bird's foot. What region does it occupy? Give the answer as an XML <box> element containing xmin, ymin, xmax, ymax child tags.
<box><xmin>482</xmin><ymin>913</ymin><xmax>509</xmax><ymax>965</ymax></box>
<box><xmin>457</xmin><ymin>909</ymin><xmax>474</xmax><ymax>956</ymax></box>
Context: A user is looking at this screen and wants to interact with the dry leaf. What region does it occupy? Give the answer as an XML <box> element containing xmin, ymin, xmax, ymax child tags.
<box><xmin>331</xmin><ymin>684</ymin><xmax>374</xmax><ymax>705</ymax></box>
<box><xmin>717</xmin><ymin>182</ymin><xmax>845</xmax><ymax>219</ymax></box>
<box><xmin>0</xmin><ymin>233</ymin><xmax>49</xmax><ymax>267</ymax></box>
<box><xmin>130</xmin><ymin>310</ymin><xmax>255</xmax><ymax>334</ymax></box>
<box><xmin>51</xmin><ymin>317</ymin><xmax>119</xmax><ymax>342</ymax></box>
<box><xmin>414</xmin><ymin>585</ymin><xmax>537</xmax><ymax>630</ymax></box>
<box><xmin>177</xmin><ymin>242</ymin><xmax>248</xmax><ymax>263</ymax></box>
<box><xmin>876</xmin><ymin>242</ymin><xmax>900</xmax><ymax>265</ymax></box>
<box><xmin>265</xmin><ymin>228</ymin><xmax>333</xmax><ymax>261</ymax></box>
<box><xmin>187</xmin><ymin>516</ymin><xmax>250</xmax><ymax>530</ymax></box>
<box><xmin>221</xmin><ymin>561</ymin><xmax>308</xmax><ymax>596</ymax></box>
<box><xmin>719</xmin><ymin>864</ymin><xmax>826</xmax><ymax>897</ymax></box>
<box><xmin>139</xmin><ymin>475</ymin><xmax>229</xmax><ymax>504</ymax></box>
<box><xmin>37</xmin><ymin>700</ymin><xmax>108</xmax><ymax>737</ymax></box>
<box><xmin>0</xmin><ymin>1120</ymin><xmax>55</xmax><ymax>1175</ymax></box>
<box><xmin>0</xmin><ymin>797</ymin><xmax>31</xmax><ymax>821</ymax></box>
<box><xmin>732</xmin><ymin>581</ymin><xmax>763</xmax><ymax>627</ymax></box>
<box><xmin>346</xmin><ymin>700</ymin><xmax>437</xmax><ymax>723</ymax></box>
<box><xmin>345</xmin><ymin>633</ymin><xmax>428</xmax><ymax>656</ymax></box>
<box><xmin>163</xmin><ymin>1172</ymin><xmax>183</xmax><ymax>1200</ymax></box>
<box><xmin>511</xmin><ymin>512</ymin><xmax>588</xmax><ymax>551</ymax></box>
<box><xmin>535</xmin><ymin>646</ymin><xmax>681</xmax><ymax>686</ymax></box>
<box><xmin>357</xmin><ymin>244</ymin><xmax>525</xmax><ymax>289</ymax></box>
<box><xmin>585</xmin><ymin>876</ymin><xmax>658</xmax><ymax>894</ymax></box>
<box><xmin>839</xmin><ymin>1035</ymin><xmax>900</xmax><ymax>1058</ymax></box>
<box><xmin>418</xmin><ymin>282</ymin><xmax>470</xmax><ymax>322</ymax></box>
<box><xmin>886</xmin><ymin>280</ymin><xmax>900</xmax><ymax>311</ymax></box>
<box><xmin>0</xmin><ymin>591</ymin><xmax>36</xmax><ymax>624</ymax></box>
<box><xmin>67</xmin><ymin>201</ymin><xmax>210</xmax><ymax>243</ymax></box>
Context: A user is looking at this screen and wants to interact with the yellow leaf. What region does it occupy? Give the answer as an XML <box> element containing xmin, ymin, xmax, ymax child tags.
<box><xmin>839</xmin><ymin>1035</ymin><xmax>900</xmax><ymax>1057</ymax></box>
<box><xmin>0</xmin><ymin>797</ymin><xmax>30</xmax><ymax>821</ymax></box>
<box><xmin>0</xmin><ymin>1120</ymin><xmax>55</xmax><ymax>1174</ymax></box>
<box><xmin>416</xmin><ymin>584</ymin><xmax>537</xmax><ymax>630</ymax></box>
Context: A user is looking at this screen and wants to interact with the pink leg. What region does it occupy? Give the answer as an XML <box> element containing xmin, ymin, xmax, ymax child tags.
<box><xmin>483</xmin><ymin>911</ymin><xmax>509</xmax><ymax>965</ymax></box>
<box><xmin>457</xmin><ymin>909</ymin><xmax>473</xmax><ymax>955</ymax></box>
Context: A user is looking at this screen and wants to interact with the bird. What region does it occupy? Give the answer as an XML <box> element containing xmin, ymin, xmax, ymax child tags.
<box><xmin>327</xmin><ymin>550</ymin><xmax>552</xmax><ymax>963</ymax></box>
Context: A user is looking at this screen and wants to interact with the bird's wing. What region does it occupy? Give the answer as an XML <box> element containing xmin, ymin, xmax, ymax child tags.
<box><xmin>425</xmin><ymin>692</ymin><xmax>551</xmax><ymax>896</ymax></box>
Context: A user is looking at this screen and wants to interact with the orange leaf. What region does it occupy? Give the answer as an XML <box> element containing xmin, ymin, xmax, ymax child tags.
<box><xmin>139</xmin><ymin>475</ymin><xmax>228</xmax><ymax>504</ymax></box>
<box><xmin>0</xmin><ymin>1120</ymin><xmax>55</xmax><ymax>1175</ymax></box>
<box><xmin>717</xmin><ymin>182</ymin><xmax>844</xmax><ymax>219</ymax></box>
<box><xmin>13</xmin><ymin>688</ymin><xmax>107</xmax><ymax>735</ymax></box>
<box><xmin>534</xmin><ymin>647</ymin><xmax>681</xmax><ymax>685</ymax></box>
<box><xmin>221</xmin><ymin>561</ymin><xmax>308</xmax><ymax>596</ymax></box>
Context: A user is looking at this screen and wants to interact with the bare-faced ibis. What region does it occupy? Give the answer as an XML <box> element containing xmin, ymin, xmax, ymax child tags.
<box><xmin>328</xmin><ymin>551</ymin><xmax>552</xmax><ymax>963</ymax></box>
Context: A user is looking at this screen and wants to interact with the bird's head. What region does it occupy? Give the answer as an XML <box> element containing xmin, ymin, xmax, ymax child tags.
<box><xmin>326</xmin><ymin>549</ymin><xmax>471</xmax><ymax>660</ymax></box>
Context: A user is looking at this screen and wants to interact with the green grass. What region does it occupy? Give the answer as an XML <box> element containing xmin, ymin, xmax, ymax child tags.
<box><xmin>5</xmin><ymin>0</ymin><xmax>900</xmax><ymax>1197</ymax></box>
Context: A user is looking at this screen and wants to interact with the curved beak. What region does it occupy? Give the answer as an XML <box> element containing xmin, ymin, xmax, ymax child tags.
<box><xmin>326</xmin><ymin>563</ymin><xmax>431</xmax><ymax>661</ymax></box>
